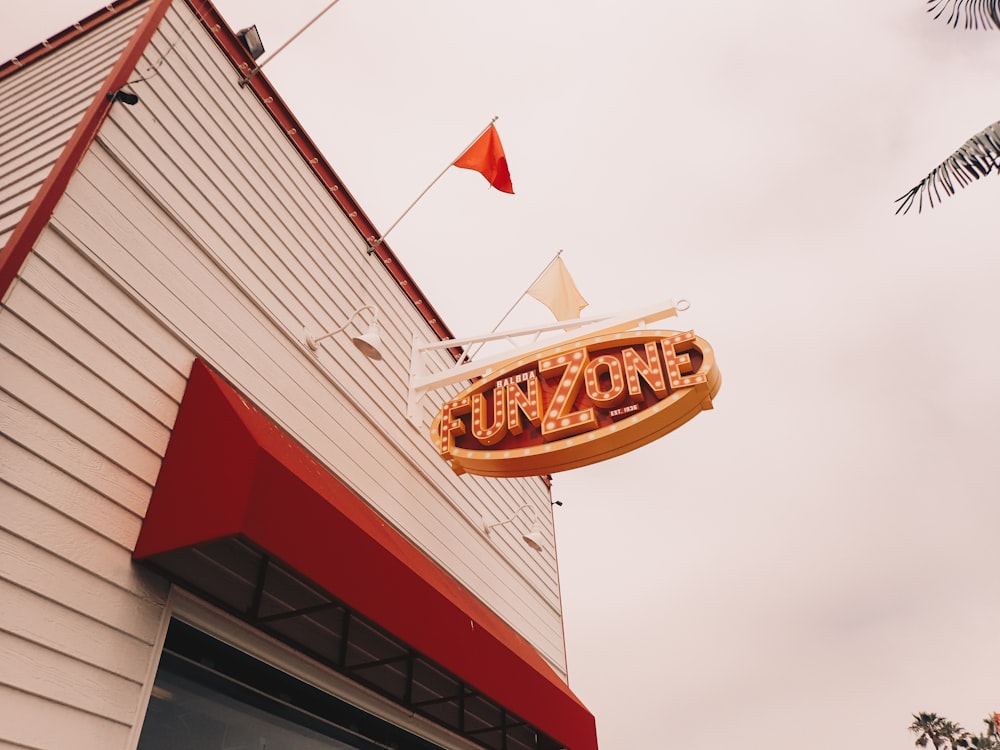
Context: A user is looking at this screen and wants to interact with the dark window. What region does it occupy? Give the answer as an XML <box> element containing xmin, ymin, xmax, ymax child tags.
<box><xmin>137</xmin><ymin>619</ymin><xmax>447</xmax><ymax>750</ymax></box>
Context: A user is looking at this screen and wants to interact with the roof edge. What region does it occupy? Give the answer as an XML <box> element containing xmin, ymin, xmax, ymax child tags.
<box><xmin>184</xmin><ymin>0</ymin><xmax>458</xmax><ymax>348</ymax></box>
<box><xmin>0</xmin><ymin>0</ymin><xmax>173</xmax><ymax>302</ymax></box>
<box><xmin>0</xmin><ymin>0</ymin><xmax>150</xmax><ymax>81</ymax></box>
<box><xmin>1</xmin><ymin>0</ymin><xmax>457</xmax><ymax>351</ymax></box>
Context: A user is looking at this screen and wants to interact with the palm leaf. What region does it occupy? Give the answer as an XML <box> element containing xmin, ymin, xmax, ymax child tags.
<box><xmin>927</xmin><ymin>0</ymin><xmax>1000</xmax><ymax>29</ymax></box>
<box><xmin>895</xmin><ymin>120</ymin><xmax>1000</xmax><ymax>213</ymax></box>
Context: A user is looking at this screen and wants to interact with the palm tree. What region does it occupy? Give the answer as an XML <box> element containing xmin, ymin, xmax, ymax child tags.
<box><xmin>896</xmin><ymin>0</ymin><xmax>1000</xmax><ymax>213</ymax></box>
<box><xmin>940</xmin><ymin>719</ymin><xmax>966</xmax><ymax>748</ymax></box>
<box><xmin>967</xmin><ymin>715</ymin><xmax>1000</xmax><ymax>750</ymax></box>
<box><xmin>912</xmin><ymin>712</ymin><xmax>952</xmax><ymax>750</ymax></box>
<box><xmin>909</xmin><ymin>712</ymin><xmax>1000</xmax><ymax>750</ymax></box>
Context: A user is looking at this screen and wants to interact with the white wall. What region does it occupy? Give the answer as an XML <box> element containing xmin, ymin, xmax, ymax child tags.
<box><xmin>0</xmin><ymin>3</ymin><xmax>570</xmax><ymax>746</ymax></box>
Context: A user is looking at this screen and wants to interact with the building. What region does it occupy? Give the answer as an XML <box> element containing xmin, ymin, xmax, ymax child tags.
<box><xmin>0</xmin><ymin>1</ymin><xmax>598</xmax><ymax>748</ymax></box>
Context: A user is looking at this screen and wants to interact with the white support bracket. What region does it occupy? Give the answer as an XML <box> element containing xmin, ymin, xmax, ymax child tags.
<box><xmin>405</xmin><ymin>300</ymin><xmax>687</xmax><ymax>427</ymax></box>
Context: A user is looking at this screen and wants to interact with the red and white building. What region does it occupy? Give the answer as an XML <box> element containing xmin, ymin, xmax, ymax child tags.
<box><xmin>0</xmin><ymin>2</ymin><xmax>598</xmax><ymax>748</ymax></box>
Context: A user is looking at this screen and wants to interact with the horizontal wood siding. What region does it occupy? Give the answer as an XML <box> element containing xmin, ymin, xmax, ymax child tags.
<box><xmin>0</xmin><ymin>2</ymin><xmax>570</xmax><ymax>747</ymax></box>
<box><xmin>0</xmin><ymin>683</ymin><xmax>130</xmax><ymax>748</ymax></box>
<box><xmin>0</xmin><ymin>4</ymin><xmax>147</xmax><ymax>253</ymax></box>
<box><xmin>0</xmin><ymin>7</ymin><xmax>168</xmax><ymax>747</ymax></box>
<box><xmin>89</xmin><ymin>0</ymin><xmax>566</xmax><ymax>662</ymax></box>
<box><xmin>0</xmin><ymin>242</ymin><xmax>172</xmax><ymax>748</ymax></box>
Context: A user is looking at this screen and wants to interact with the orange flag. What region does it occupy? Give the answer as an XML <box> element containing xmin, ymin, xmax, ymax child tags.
<box><xmin>453</xmin><ymin>124</ymin><xmax>514</xmax><ymax>194</ymax></box>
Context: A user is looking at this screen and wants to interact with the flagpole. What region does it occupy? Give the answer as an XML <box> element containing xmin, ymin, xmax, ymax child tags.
<box><xmin>240</xmin><ymin>0</ymin><xmax>345</xmax><ymax>86</ymax></box>
<box><xmin>367</xmin><ymin>116</ymin><xmax>499</xmax><ymax>254</ymax></box>
<box><xmin>457</xmin><ymin>249</ymin><xmax>563</xmax><ymax>365</ymax></box>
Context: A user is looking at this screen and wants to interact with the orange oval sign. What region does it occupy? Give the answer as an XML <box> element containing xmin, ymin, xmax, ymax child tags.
<box><xmin>430</xmin><ymin>329</ymin><xmax>720</xmax><ymax>477</ymax></box>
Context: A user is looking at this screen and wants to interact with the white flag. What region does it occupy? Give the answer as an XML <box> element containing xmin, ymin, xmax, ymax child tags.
<box><xmin>527</xmin><ymin>257</ymin><xmax>588</xmax><ymax>321</ymax></box>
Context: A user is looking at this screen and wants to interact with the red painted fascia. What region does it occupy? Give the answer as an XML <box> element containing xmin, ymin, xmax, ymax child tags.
<box><xmin>0</xmin><ymin>0</ymin><xmax>174</xmax><ymax>302</ymax></box>
<box><xmin>134</xmin><ymin>359</ymin><xmax>599</xmax><ymax>750</ymax></box>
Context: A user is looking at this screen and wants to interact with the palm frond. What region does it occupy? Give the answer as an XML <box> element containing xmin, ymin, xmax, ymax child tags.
<box><xmin>927</xmin><ymin>0</ymin><xmax>1000</xmax><ymax>29</ymax></box>
<box><xmin>895</xmin><ymin>120</ymin><xmax>1000</xmax><ymax>213</ymax></box>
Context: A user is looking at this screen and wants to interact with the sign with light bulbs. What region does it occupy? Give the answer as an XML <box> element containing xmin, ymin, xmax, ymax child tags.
<box><xmin>430</xmin><ymin>329</ymin><xmax>720</xmax><ymax>477</ymax></box>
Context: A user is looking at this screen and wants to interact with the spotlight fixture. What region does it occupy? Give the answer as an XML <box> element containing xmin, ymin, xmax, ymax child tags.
<box><xmin>483</xmin><ymin>504</ymin><xmax>545</xmax><ymax>553</ymax></box>
<box><xmin>108</xmin><ymin>89</ymin><xmax>139</xmax><ymax>105</ymax></box>
<box><xmin>305</xmin><ymin>304</ymin><xmax>384</xmax><ymax>361</ymax></box>
<box><xmin>236</xmin><ymin>25</ymin><xmax>265</xmax><ymax>60</ymax></box>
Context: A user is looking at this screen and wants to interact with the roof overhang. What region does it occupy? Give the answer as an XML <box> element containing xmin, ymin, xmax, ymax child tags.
<box><xmin>134</xmin><ymin>359</ymin><xmax>597</xmax><ymax>750</ymax></box>
<box><xmin>2</xmin><ymin>0</ymin><xmax>460</xmax><ymax>356</ymax></box>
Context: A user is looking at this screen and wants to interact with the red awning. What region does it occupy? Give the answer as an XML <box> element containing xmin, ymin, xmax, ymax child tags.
<box><xmin>134</xmin><ymin>359</ymin><xmax>597</xmax><ymax>750</ymax></box>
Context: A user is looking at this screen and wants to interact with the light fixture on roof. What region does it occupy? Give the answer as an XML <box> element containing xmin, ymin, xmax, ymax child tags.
<box><xmin>239</xmin><ymin>1</ymin><xmax>343</xmax><ymax>86</ymax></box>
<box><xmin>305</xmin><ymin>304</ymin><xmax>384</xmax><ymax>361</ymax></box>
<box><xmin>236</xmin><ymin>25</ymin><xmax>265</xmax><ymax>60</ymax></box>
<box><xmin>483</xmin><ymin>504</ymin><xmax>545</xmax><ymax>553</ymax></box>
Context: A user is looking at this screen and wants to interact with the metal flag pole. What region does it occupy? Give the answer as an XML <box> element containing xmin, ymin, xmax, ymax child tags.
<box><xmin>367</xmin><ymin>116</ymin><xmax>499</xmax><ymax>254</ymax></box>
<box><xmin>456</xmin><ymin>249</ymin><xmax>563</xmax><ymax>365</ymax></box>
<box><xmin>240</xmin><ymin>0</ymin><xmax>345</xmax><ymax>86</ymax></box>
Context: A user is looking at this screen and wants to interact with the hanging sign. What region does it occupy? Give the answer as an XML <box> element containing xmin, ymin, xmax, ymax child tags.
<box><xmin>430</xmin><ymin>329</ymin><xmax>720</xmax><ymax>477</ymax></box>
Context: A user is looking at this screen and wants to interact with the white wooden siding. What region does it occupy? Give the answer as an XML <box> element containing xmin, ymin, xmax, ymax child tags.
<box><xmin>0</xmin><ymin>683</ymin><xmax>130</xmax><ymax>748</ymax></box>
<box><xmin>0</xmin><ymin>5</ymin><xmax>147</xmax><ymax>253</ymax></box>
<box><xmin>58</xmin><ymin>133</ymin><xmax>565</xmax><ymax>663</ymax></box>
<box><xmin>85</xmin><ymin>2</ymin><xmax>568</xmax><ymax>658</ymax></box>
<box><xmin>0</xmin><ymin>3</ymin><xmax>572</xmax><ymax>746</ymax></box>
<box><xmin>0</xmin><ymin>9</ymin><xmax>165</xmax><ymax>745</ymax></box>
<box><xmin>0</xmin><ymin>243</ymin><xmax>173</xmax><ymax>749</ymax></box>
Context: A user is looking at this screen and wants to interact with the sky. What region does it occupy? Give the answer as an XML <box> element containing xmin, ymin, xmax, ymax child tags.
<box><xmin>3</xmin><ymin>2</ymin><xmax>1000</xmax><ymax>749</ymax></box>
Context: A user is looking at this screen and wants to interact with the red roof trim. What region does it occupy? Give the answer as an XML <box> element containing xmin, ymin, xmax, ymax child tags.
<box><xmin>134</xmin><ymin>359</ymin><xmax>598</xmax><ymax>750</ymax></box>
<box><xmin>0</xmin><ymin>0</ymin><xmax>173</xmax><ymax>301</ymax></box>
<box><xmin>1</xmin><ymin>0</ymin><xmax>456</xmax><ymax>351</ymax></box>
<box><xmin>0</xmin><ymin>0</ymin><xmax>149</xmax><ymax>81</ymax></box>
<box><xmin>184</xmin><ymin>0</ymin><xmax>457</xmax><ymax>348</ymax></box>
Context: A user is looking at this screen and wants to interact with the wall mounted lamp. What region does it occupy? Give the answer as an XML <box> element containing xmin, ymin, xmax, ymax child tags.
<box><xmin>483</xmin><ymin>504</ymin><xmax>544</xmax><ymax>553</ymax></box>
<box><xmin>305</xmin><ymin>305</ymin><xmax>384</xmax><ymax>361</ymax></box>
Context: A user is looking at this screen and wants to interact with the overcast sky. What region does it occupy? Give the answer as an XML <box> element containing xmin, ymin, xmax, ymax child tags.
<box><xmin>4</xmin><ymin>2</ymin><xmax>1000</xmax><ymax>749</ymax></box>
